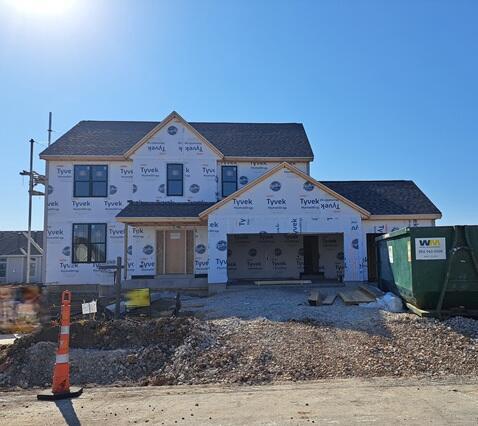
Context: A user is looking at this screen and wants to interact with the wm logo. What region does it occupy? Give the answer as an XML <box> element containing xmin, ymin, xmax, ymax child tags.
<box><xmin>418</xmin><ymin>239</ymin><xmax>441</xmax><ymax>247</ymax></box>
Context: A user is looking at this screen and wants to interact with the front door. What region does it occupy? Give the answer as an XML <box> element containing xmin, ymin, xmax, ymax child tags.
<box><xmin>165</xmin><ymin>230</ymin><xmax>185</xmax><ymax>274</ymax></box>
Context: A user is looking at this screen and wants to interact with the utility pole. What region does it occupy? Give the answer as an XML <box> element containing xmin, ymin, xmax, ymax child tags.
<box><xmin>48</xmin><ymin>112</ymin><xmax>52</xmax><ymax>146</ymax></box>
<box><xmin>20</xmin><ymin>139</ymin><xmax>45</xmax><ymax>284</ymax></box>
<box><xmin>26</xmin><ymin>139</ymin><xmax>34</xmax><ymax>284</ymax></box>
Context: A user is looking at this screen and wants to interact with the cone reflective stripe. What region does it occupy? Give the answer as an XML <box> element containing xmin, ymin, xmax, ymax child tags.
<box><xmin>56</xmin><ymin>354</ymin><xmax>69</xmax><ymax>363</ymax></box>
<box><xmin>37</xmin><ymin>290</ymin><xmax>83</xmax><ymax>401</ymax></box>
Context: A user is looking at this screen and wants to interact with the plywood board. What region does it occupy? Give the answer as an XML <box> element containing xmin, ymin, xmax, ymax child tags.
<box><xmin>321</xmin><ymin>294</ymin><xmax>337</xmax><ymax>305</ymax></box>
<box><xmin>254</xmin><ymin>280</ymin><xmax>312</xmax><ymax>286</ymax></box>
<box><xmin>308</xmin><ymin>290</ymin><xmax>322</xmax><ymax>306</ymax></box>
<box><xmin>359</xmin><ymin>284</ymin><xmax>384</xmax><ymax>299</ymax></box>
<box><xmin>339</xmin><ymin>289</ymin><xmax>375</xmax><ymax>305</ymax></box>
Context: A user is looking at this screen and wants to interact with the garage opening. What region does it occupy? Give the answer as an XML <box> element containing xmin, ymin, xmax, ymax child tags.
<box><xmin>227</xmin><ymin>233</ymin><xmax>344</xmax><ymax>282</ymax></box>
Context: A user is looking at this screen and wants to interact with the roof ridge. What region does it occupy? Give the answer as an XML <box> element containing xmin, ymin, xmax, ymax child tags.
<box><xmin>81</xmin><ymin>120</ymin><xmax>159</xmax><ymax>123</ymax></box>
<box><xmin>191</xmin><ymin>121</ymin><xmax>303</xmax><ymax>125</ymax></box>
<box><xmin>321</xmin><ymin>179</ymin><xmax>414</xmax><ymax>183</ymax></box>
<box><xmin>77</xmin><ymin>120</ymin><xmax>304</xmax><ymax>125</ymax></box>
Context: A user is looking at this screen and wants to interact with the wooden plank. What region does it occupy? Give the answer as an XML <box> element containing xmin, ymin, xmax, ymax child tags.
<box><xmin>339</xmin><ymin>289</ymin><xmax>376</xmax><ymax>305</ymax></box>
<box><xmin>254</xmin><ymin>280</ymin><xmax>312</xmax><ymax>286</ymax></box>
<box><xmin>321</xmin><ymin>294</ymin><xmax>336</xmax><ymax>305</ymax></box>
<box><xmin>359</xmin><ymin>284</ymin><xmax>384</xmax><ymax>299</ymax></box>
<box><xmin>308</xmin><ymin>290</ymin><xmax>322</xmax><ymax>306</ymax></box>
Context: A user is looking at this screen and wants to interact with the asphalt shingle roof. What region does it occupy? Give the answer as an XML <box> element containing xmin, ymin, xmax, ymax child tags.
<box><xmin>116</xmin><ymin>180</ymin><xmax>440</xmax><ymax>219</ymax></box>
<box><xmin>116</xmin><ymin>202</ymin><xmax>217</xmax><ymax>218</ymax></box>
<box><xmin>40</xmin><ymin>121</ymin><xmax>313</xmax><ymax>159</ymax></box>
<box><xmin>321</xmin><ymin>180</ymin><xmax>441</xmax><ymax>216</ymax></box>
<box><xmin>0</xmin><ymin>231</ymin><xmax>43</xmax><ymax>256</ymax></box>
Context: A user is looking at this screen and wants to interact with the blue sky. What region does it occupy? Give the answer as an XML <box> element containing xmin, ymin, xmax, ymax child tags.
<box><xmin>0</xmin><ymin>0</ymin><xmax>477</xmax><ymax>230</ymax></box>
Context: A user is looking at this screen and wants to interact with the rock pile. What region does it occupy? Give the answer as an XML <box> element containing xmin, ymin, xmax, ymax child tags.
<box><xmin>1</xmin><ymin>313</ymin><xmax>478</xmax><ymax>389</ymax></box>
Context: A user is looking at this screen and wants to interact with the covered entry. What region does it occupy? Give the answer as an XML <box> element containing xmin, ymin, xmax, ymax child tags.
<box><xmin>227</xmin><ymin>233</ymin><xmax>344</xmax><ymax>282</ymax></box>
<box><xmin>156</xmin><ymin>230</ymin><xmax>194</xmax><ymax>275</ymax></box>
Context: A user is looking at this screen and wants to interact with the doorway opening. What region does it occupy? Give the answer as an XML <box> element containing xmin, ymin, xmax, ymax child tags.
<box><xmin>366</xmin><ymin>233</ymin><xmax>383</xmax><ymax>282</ymax></box>
<box><xmin>302</xmin><ymin>233</ymin><xmax>344</xmax><ymax>281</ymax></box>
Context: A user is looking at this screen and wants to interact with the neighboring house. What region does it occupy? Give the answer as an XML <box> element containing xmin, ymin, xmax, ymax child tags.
<box><xmin>0</xmin><ymin>231</ymin><xmax>43</xmax><ymax>284</ymax></box>
<box><xmin>39</xmin><ymin>111</ymin><xmax>441</xmax><ymax>290</ymax></box>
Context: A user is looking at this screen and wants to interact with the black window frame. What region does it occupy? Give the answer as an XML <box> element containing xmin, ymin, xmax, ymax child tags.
<box><xmin>166</xmin><ymin>163</ymin><xmax>183</xmax><ymax>196</ymax></box>
<box><xmin>73</xmin><ymin>165</ymin><xmax>108</xmax><ymax>198</ymax></box>
<box><xmin>0</xmin><ymin>258</ymin><xmax>6</xmax><ymax>278</ymax></box>
<box><xmin>72</xmin><ymin>223</ymin><xmax>107</xmax><ymax>264</ymax></box>
<box><xmin>221</xmin><ymin>165</ymin><xmax>238</xmax><ymax>197</ymax></box>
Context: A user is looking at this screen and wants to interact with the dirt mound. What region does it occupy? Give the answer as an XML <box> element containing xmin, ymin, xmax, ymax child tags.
<box><xmin>2</xmin><ymin>313</ymin><xmax>478</xmax><ymax>389</ymax></box>
<box><xmin>0</xmin><ymin>317</ymin><xmax>216</xmax><ymax>388</ymax></box>
<box><xmin>10</xmin><ymin>316</ymin><xmax>196</xmax><ymax>350</ymax></box>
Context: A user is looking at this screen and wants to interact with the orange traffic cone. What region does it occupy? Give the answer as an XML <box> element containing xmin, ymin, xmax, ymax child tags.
<box><xmin>37</xmin><ymin>291</ymin><xmax>83</xmax><ymax>401</ymax></box>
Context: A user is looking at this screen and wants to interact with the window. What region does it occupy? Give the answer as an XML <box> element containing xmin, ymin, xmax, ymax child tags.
<box><xmin>167</xmin><ymin>164</ymin><xmax>183</xmax><ymax>196</ymax></box>
<box><xmin>222</xmin><ymin>166</ymin><xmax>237</xmax><ymax>197</ymax></box>
<box><xmin>0</xmin><ymin>258</ymin><xmax>6</xmax><ymax>278</ymax></box>
<box><xmin>29</xmin><ymin>259</ymin><xmax>36</xmax><ymax>278</ymax></box>
<box><xmin>74</xmin><ymin>165</ymin><xmax>108</xmax><ymax>197</ymax></box>
<box><xmin>72</xmin><ymin>224</ymin><xmax>107</xmax><ymax>263</ymax></box>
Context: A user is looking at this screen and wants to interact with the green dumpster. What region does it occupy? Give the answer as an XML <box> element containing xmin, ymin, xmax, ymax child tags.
<box><xmin>376</xmin><ymin>225</ymin><xmax>478</xmax><ymax>317</ymax></box>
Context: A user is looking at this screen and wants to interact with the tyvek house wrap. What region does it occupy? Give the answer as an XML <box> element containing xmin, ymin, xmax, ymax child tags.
<box><xmin>131</xmin><ymin>121</ymin><xmax>220</xmax><ymax>202</ymax></box>
<box><xmin>207</xmin><ymin>167</ymin><xmax>365</xmax><ymax>284</ymax></box>
<box><xmin>46</xmin><ymin>161</ymin><xmax>156</xmax><ymax>284</ymax></box>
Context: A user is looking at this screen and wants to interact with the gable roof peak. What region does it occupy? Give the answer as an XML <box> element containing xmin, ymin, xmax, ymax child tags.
<box><xmin>199</xmin><ymin>162</ymin><xmax>370</xmax><ymax>219</ymax></box>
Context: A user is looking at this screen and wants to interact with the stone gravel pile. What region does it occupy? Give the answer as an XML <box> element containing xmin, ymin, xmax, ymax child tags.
<box><xmin>149</xmin><ymin>314</ymin><xmax>478</xmax><ymax>385</ymax></box>
<box><xmin>0</xmin><ymin>317</ymin><xmax>215</xmax><ymax>388</ymax></box>
<box><xmin>1</xmin><ymin>301</ymin><xmax>478</xmax><ymax>389</ymax></box>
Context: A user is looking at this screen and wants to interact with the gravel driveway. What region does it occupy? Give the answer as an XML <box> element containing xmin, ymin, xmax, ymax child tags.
<box><xmin>182</xmin><ymin>285</ymin><xmax>394</xmax><ymax>333</ymax></box>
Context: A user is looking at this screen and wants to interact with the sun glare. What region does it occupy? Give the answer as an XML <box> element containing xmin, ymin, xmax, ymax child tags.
<box><xmin>5</xmin><ymin>0</ymin><xmax>76</xmax><ymax>17</ymax></box>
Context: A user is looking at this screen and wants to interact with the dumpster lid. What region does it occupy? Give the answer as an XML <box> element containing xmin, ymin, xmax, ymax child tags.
<box><xmin>375</xmin><ymin>227</ymin><xmax>411</xmax><ymax>242</ymax></box>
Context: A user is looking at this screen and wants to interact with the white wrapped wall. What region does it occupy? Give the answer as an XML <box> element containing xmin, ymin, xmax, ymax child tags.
<box><xmin>194</xmin><ymin>227</ymin><xmax>209</xmax><ymax>275</ymax></box>
<box><xmin>207</xmin><ymin>167</ymin><xmax>365</xmax><ymax>283</ymax></box>
<box><xmin>45</xmin><ymin>161</ymin><xmax>158</xmax><ymax>284</ymax></box>
<box><xmin>217</xmin><ymin>161</ymin><xmax>308</xmax><ymax>195</ymax></box>
<box><xmin>44</xmin><ymin>120</ymin><xmax>312</xmax><ymax>285</ymax></box>
<box><xmin>131</xmin><ymin>120</ymin><xmax>219</xmax><ymax>202</ymax></box>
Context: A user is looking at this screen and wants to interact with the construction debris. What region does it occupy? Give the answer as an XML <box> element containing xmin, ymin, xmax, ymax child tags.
<box><xmin>1</xmin><ymin>310</ymin><xmax>478</xmax><ymax>388</ymax></box>
<box><xmin>308</xmin><ymin>291</ymin><xmax>336</xmax><ymax>306</ymax></box>
<box><xmin>359</xmin><ymin>284</ymin><xmax>385</xmax><ymax>299</ymax></box>
<box><xmin>321</xmin><ymin>294</ymin><xmax>336</xmax><ymax>305</ymax></box>
<box><xmin>255</xmin><ymin>280</ymin><xmax>312</xmax><ymax>286</ymax></box>
<box><xmin>339</xmin><ymin>289</ymin><xmax>376</xmax><ymax>305</ymax></box>
<box><xmin>308</xmin><ymin>290</ymin><xmax>322</xmax><ymax>306</ymax></box>
<box><xmin>360</xmin><ymin>292</ymin><xmax>403</xmax><ymax>313</ymax></box>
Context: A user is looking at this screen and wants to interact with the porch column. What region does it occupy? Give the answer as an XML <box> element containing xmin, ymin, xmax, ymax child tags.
<box><xmin>123</xmin><ymin>223</ymin><xmax>129</xmax><ymax>280</ymax></box>
<box><xmin>343</xmin><ymin>217</ymin><xmax>365</xmax><ymax>281</ymax></box>
<box><xmin>207</xmin><ymin>216</ymin><xmax>228</xmax><ymax>284</ymax></box>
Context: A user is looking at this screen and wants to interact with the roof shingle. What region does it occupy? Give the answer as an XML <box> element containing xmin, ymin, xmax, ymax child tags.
<box><xmin>116</xmin><ymin>180</ymin><xmax>440</xmax><ymax>219</ymax></box>
<box><xmin>0</xmin><ymin>231</ymin><xmax>43</xmax><ymax>256</ymax></box>
<box><xmin>116</xmin><ymin>202</ymin><xmax>216</xmax><ymax>218</ymax></box>
<box><xmin>40</xmin><ymin>120</ymin><xmax>313</xmax><ymax>159</ymax></box>
<box><xmin>321</xmin><ymin>180</ymin><xmax>441</xmax><ymax>216</ymax></box>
